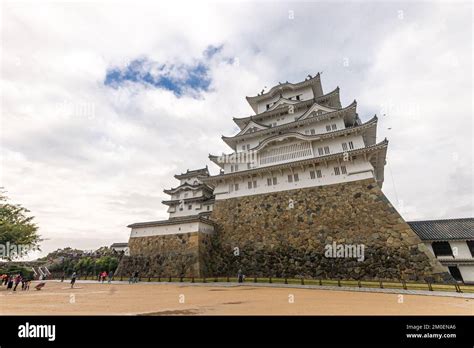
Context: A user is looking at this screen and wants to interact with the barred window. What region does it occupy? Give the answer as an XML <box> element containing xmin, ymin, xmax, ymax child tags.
<box><xmin>310</xmin><ymin>171</ymin><xmax>315</xmax><ymax>179</ymax></box>
<box><xmin>288</xmin><ymin>175</ymin><xmax>293</xmax><ymax>183</ymax></box>
<box><xmin>294</xmin><ymin>173</ymin><xmax>299</xmax><ymax>182</ymax></box>
<box><xmin>316</xmin><ymin>169</ymin><xmax>322</xmax><ymax>178</ymax></box>
<box><xmin>326</xmin><ymin>125</ymin><xmax>331</xmax><ymax>132</ymax></box>
<box><xmin>234</xmin><ymin>183</ymin><xmax>239</xmax><ymax>191</ymax></box>
<box><xmin>318</xmin><ymin>148</ymin><xmax>324</xmax><ymax>156</ymax></box>
<box><xmin>248</xmin><ymin>181</ymin><xmax>252</xmax><ymax>189</ymax></box>
<box><xmin>331</xmin><ymin>124</ymin><xmax>337</xmax><ymax>130</ymax></box>
<box><xmin>310</xmin><ymin>129</ymin><xmax>315</xmax><ymax>135</ymax></box>
<box><xmin>272</xmin><ymin>177</ymin><xmax>278</xmax><ymax>185</ymax></box>
<box><xmin>349</xmin><ymin>141</ymin><xmax>354</xmax><ymax>149</ymax></box>
<box><xmin>342</xmin><ymin>143</ymin><xmax>348</xmax><ymax>151</ymax></box>
<box><xmin>267</xmin><ymin>178</ymin><xmax>272</xmax><ymax>186</ymax></box>
<box><xmin>334</xmin><ymin>167</ymin><xmax>340</xmax><ymax>175</ymax></box>
<box><xmin>324</xmin><ymin>146</ymin><xmax>330</xmax><ymax>154</ymax></box>
<box><xmin>341</xmin><ymin>166</ymin><xmax>347</xmax><ymax>174</ymax></box>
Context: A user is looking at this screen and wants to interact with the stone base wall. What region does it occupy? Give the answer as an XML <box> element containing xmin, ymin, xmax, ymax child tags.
<box><xmin>115</xmin><ymin>232</ymin><xmax>213</xmax><ymax>277</ymax></box>
<box><xmin>205</xmin><ymin>179</ymin><xmax>452</xmax><ymax>283</ymax></box>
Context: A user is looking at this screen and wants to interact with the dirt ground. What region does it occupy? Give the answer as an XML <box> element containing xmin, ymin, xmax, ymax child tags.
<box><xmin>0</xmin><ymin>281</ymin><xmax>472</xmax><ymax>315</ymax></box>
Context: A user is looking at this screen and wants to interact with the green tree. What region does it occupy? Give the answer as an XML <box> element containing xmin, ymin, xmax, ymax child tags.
<box><xmin>0</xmin><ymin>190</ymin><xmax>41</xmax><ymax>260</ymax></box>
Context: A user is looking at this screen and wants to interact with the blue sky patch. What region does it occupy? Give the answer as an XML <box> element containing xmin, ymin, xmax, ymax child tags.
<box><xmin>104</xmin><ymin>45</ymin><xmax>223</xmax><ymax>97</ymax></box>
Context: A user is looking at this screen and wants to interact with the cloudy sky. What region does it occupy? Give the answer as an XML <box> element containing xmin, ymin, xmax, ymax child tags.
<box><xmin>1</xmin><ymin>0</ymin><xmax>472</xmax><ymax>258</ymax></box>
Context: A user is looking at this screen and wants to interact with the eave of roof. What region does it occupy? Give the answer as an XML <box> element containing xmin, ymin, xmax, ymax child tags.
<box><xmin>162</xmin><ymin>196</ymin><xmax>215</xmax><ymax>206</ymax></box>
<box><xmin>245</xmin><ymin>73</ymin><xmax>322</xmax><ymax>113</ymax></box>
<box><xmin>407</xmin><ymin>218</ymin><xmax>474</xmax><ymax>241</ymax></box>
<box><xmin>234</xmin><ymin>86</ymin><xmax>341</xmax><ymax>130</ymax></box>
<box><xmin>163</xmin><ymin>183</ymin><xmax>213</xmax><ymax>195</ymax></box>
<box><xmin>127</xmin><ymin>215</ymin><xmax>216</xmax><ymax>229</ymax></box>
<box><xmin>174</xmin><ymin>166</ymin><xmax>209</xmax><ymax>179</ymax></box>
<box><xmin>222</xmin><ymin>101</ymin><xmax>357</xmax><ymax>150</ymax></box>
<box><xmin>212</xmin><ymin>116</ymin><xmax>377</xmax><ymax>164</ymax></box>
<box><xmin>203</xmin><ymin>138</ymin><xmax>388</xmax><ymax>182</ymax></box>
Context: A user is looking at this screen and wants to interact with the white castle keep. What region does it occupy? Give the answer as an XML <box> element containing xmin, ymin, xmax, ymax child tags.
<box><xmin>127</xmin><ymin>73</ymin><xmax>388</xmax><ymax>239</ymax></box>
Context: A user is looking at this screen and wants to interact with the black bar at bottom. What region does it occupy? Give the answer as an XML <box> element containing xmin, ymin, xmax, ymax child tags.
<box><xmin>0</xmin><ymin>316</ymin><xmax>472</xmax><ymax>346</ymax></box>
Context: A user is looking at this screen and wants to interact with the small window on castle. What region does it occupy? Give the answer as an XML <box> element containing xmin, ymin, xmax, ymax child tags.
<box><xmin>310</xmin><ymin>171</ymin><xmax>315</xmax><ymax>179</ymax></box>
<box><xmin>341</xmin><ymin>166</ymin><xmax>347</xmax><ymax>175</ymax></box>
<box><xmin>296</xmin><ymin>95</ymin><xmax>300</xmax><ymax>101</ymax></box>
<box><xmin>342</xmin><ymin>143</ymin><xmax>348</xmax><ymax>151</ymax></box>
<box><xmin>326</xmin><ymin>125</ymin><xmax>331</xmax><ymax>132</ymax></box>
<box><xmin>334</xmin><ymin>167</ymin><xmax>340</xmax><ymax>175</ymax></box>
<box><xmin>305</xmin><ymin>130</ymin><xmax>310</xmax><ymax>135</ymax></box>
<box><xmin>318</xmin><ymin>148</ymin><xmax>324</xmax><ymax>156</ymax></box>
<box><xmin>235</xmin><ymin>164</ymin><xmax>239</xmax><ymax>171</ymax></box>
<box><xmin>324</xmin><ymin>146</ymin><xmax>330</xmax><ymax>154</ymax></box>
<box><xmin>234</xmin><ymin>183</ymin><xmax>239</xmax><ymax>191</ymax></box>
<box><xmin>230</xmin><ymin>165</ymin><xmax>234</xmax><ymax>172</ymax></box>
<box><xmin>272</xmin><ymin>177</ymin><xmax>278</xmax><ymax>185</ymax></box>
<box><xmin>288</xmin><ymin>175</ymin><xmax>293</xmax><ymax>183</ymax></box>
<box><xmin>294</xmin><ymin>173</ymin><xmax>299</xmax><ymax>182</ymax></box>
<box><xmin>247</xmin><ymin>163</ymin><xmax>251</xmax><ymax>169</ymax></box>
<box><xmin>316</xmin><ymin>169</ymin><xmax>322</xmax><ymax>178</ymax></box>
<box><xmin>266</xmin><ymin>104</ymin><xmax>270</xmax><ymax>110</ymax></box>
<box><xmin>179</xmin><ymin>206</ymin><xmax>183</xmax><ymax>211</ymax></box>
<box><xmin>247</xmin><ymin>144</ymin><xmax>250</xmax><ymax>150</ymax></box>
<box><xmin>253</xmin><ymin>180</ymin><xmax>257</xmax><ymax>188</ymax></box>
<box><xmin>248</xmin><ymin>181</ymin><xmax>252</xmax><ymax>189</ymax></box>
<box><xmin>467</xmin><ymin>241</ymin><xmax>474</xmax><ymax>257</ymax></box>
<box><xmin>349</xmin><ymin>141</ymin><xmax>354</xmax><ymax>150</ymax></box>
<box><xmin>310</xmin><ymin>129</ymin><xmax>315</xmax><ymax>135</ymax></box>
<box><xmin>207</xmin><ymin>205</ymin><xmax>210</xmax><ymax>211</ymax></box>
<box><xmin>432</xmin><ymin>241</ymin><xmax>453</xmax><ymax>257</ymax></box>
<box><xmin>188</xmin><ymin>204</ymin><xmax>192</xmax><ymax>210</ymax></box>
<box><xmin>242</xmin><ymin>145</ymin><xmax>246</xmax><ymax>151</ymax></box>
<box><xmin>267</xmin><ymin>178</ymin><xmax>272</xmax><ymax>186</ymax></box>
<box><xmin>331</xmin><ymin>124</ymin><xmax>337</xmax><ymax>130</ymax></box>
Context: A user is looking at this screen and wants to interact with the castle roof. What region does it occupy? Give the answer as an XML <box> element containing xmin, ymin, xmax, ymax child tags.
<box><xmin>204</xmin><ymin>138</ymin><xmax>388</xmax><ymax>184</ymax></box>
<box><xmin>127</xmin><ymin>215</ymin><xmax>216</xmax><ymax>229</ymax></box>
<box><xmin>174</xmin><ymin>166</ymin><xmax>209</xmax><ymax>180</ymax></box>
<box><xmin>162</xmin><ymin>196</ymin><xmax>214</xmax><ymax>206</ymax></box>
<box><xmin>163</xmin><ymin>183</ymin><xmax>213</xmax><ymax>195</ymax></box>
<box><xmin>223</xmin><ymin>101</ymin><xmax>358</xmax><ymax>150</ymax></box>
<box><xmin>234</xmin><ymin>86</ymin><xmax>341</xmax><ymax>129</ymax></box>
<box><xmin>245</xmin><ymin>73</ymin><xmax>323</xmax><ymax>113</ymax></box>
<box><xmin>210</xmin><ymin>115</ymin><xmax>378</xmax><ymax>168</ymax></box>
<box><xmin>408</xmin><ymin>218</ymin><xmax>474</xmax><ymax>241</ymax></box>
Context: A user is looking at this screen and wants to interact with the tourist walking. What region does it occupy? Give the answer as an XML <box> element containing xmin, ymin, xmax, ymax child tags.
<box><xmin>13</xmin><ymin>274</ymin><xmax>22</xmax><ymax>291</ymax></box>
<box><xmin>70</xmin><ymin>272</ymin><xmax>77</xmax><ymax>289</ymax></box>
<box><xmin>237</xmin><ymin>269</ymin><xmax>244</xmax><ymax>283</ymax></box>
<box><xmin>7</xmin><ymin>276</ymin><xmax>13</xmax><ymax>290</ymax></box>
<box><xmin>133</xmin><ymin>270</ymin><xmax>139</xmax><ymax>283</ymax></box>
<box><xmin>108</xmin><ymin>271</ymin><xmax>114</xmax><ymax>283</ymax></box>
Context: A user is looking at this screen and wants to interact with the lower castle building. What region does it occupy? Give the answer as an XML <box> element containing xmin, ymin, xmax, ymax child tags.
<box><xmin>116</xmin><ymin>74</ymin><xmax>466</xmax><ymax>283</ymax></box>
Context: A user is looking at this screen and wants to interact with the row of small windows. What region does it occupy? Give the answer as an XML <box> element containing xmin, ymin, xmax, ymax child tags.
<box><xmin>265</xmin><ymin>95</ymin><xmax>303</xmax><ymax>110</ymax></box>
<box><xmin>326</xmin><ymin>124</ymin><xmax>337</xmax><ymax>132</ymax></box>
<box><xmin>231</xmin><ymin>141</ymin><xmax>359</xmax><ymax>173</ymax></box>
<box><xmin>431</xmin><ymin>241</ymin><xmax>474</xmax><ymax>258</ymax></box>
<box><xmin>304</xmin><ymin>124</ymin><xmax>338</xmax><ymax>136</ymax></box>
<box><xmin>230</xmin><ymin>167</ymin><xmax>346</xmax><ymax>192</ymax></box>
<box><xmin>333</xmin><ymin>166</ymin><xmax>347</xmax><ymax>176</ymax></box>
<box><xmin>342</xmin><ymin>141</ymin><xmax>354</xmax><ymax>151</ymax></box>
<box><xmin>178</xmin><ymin>203</ymin><xmax>212</xmax><ymax>211</ymax></box>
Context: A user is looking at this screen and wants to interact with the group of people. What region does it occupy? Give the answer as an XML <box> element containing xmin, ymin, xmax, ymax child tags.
<box><xmin>1</xmin><ymin>273</ymin><xmax>31</xmax><ymax>291</ymax></box>
<box><xmin>98</xmin><ymin>271</ymin><xmax>114</xmax><ymax>283</ymax></box>
<box><xmin>128</xmin><ymin>270</ymin><xmax>139</xmax><ymax>284</ymax></box>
